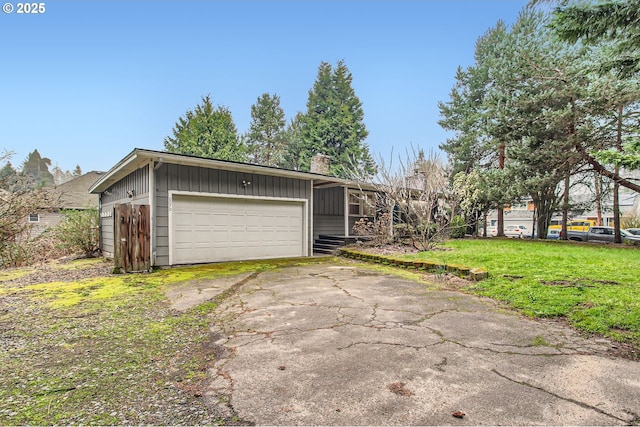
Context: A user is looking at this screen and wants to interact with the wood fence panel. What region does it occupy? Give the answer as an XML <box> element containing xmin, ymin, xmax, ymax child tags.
<box><xmin>114</xmin><ymin>204</ymin><xmax>150</xmax><ymax>272</ymax></box>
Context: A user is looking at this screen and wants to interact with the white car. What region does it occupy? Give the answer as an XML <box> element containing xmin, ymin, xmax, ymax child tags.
<box><xmin>504</xmin><ymin>225</ymin><xmax>531</xmax><ymax>239</ymax></box>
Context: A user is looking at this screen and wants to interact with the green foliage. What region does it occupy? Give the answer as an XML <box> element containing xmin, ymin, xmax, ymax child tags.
<box><xmin>593</xmin><ymin>138</ymin><xmax>640</xmax><ymax>170</ymax></box>
<box><xmin>440</xmin><ymin>3</ymin><xmax>640</xmax><ymax>238</ymax></box>
<box><xmin>402</xmin><ymin>239</ymin><xmax>640</xmax><ymax>345</ymax></box>
<box><xmin>551</xmin><ymin>0</ymin><xmax>640</xmax><ymax>78</ymax></box>
<box><xmin>438</xmin><ymin>21</ymin><xmax>509</xmax><ymax>175</ymax></box>
<box><xmin>246</xmin><ymin>93</ymin><xmax>287</xmax><ymax>167</ymax></box>
<box><xmin>453</xmin><ymin>169</ymin><xmax>505</xmax><ymax>221</ymax></box>
<box><xmin>449</xmin><ymin>215</ymin><xmax>466</xmax><ymax>239</ymax></box>
<box><xmin>0</xmin><ymin>162</ymin><xmax>18</xmax><ymax>190</ymax></box>
<box><xmin>301</xmin><ymin>60</ymin><xmax>376</xmax><ymax>178</ymax></box>
<box><xmin>164</xmin><ymin>95</ymin><xmax>245</xmax><ymax>162</ymax></box>
<box><xmin>280</xmin><ymin>112</ymin><xmax>306</xmax><ymax>170</ymax></box>
<box><xmin>21</xmin><ymin>149</ymin><xmax>54</xmax><ymax>187</ymax></box>
<box><xmin>53</xmin><ymin>208</ymin><xmax>100</xmax><ymax>257</ymax></box>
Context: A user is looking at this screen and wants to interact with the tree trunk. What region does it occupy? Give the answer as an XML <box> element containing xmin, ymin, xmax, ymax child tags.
<box><xmin>482</xmin><ymin>211</ymin><xmax>488</xmax><ymax>237</ymax></box>
<box><xmin>561</xmin><ymin>173</ymin><xmax>570</xmax><ymax>240</ymax></box>
<box><xmin>614</xmin><ymin>176</ymin><xmax>620</xmax><ymax>242</ymax></box>
<box><xmin>497</xmin><ymin>144</ymin><xmax>505</xmax><ymax>237</ymax></box>
<box><xmin>594</xmin><ymin>173</ymin><xmax>603</xmax><ymax>226</ymax></box>
<box><xmin>614</xmin><ymin>105</ymin><xmax>623</xmax><ymax>243</ymax></box>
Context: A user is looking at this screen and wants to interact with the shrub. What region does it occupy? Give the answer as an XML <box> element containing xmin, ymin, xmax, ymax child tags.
<box><xmin>353</xmin><ymin>213</ymin><xmax>392</xmax><ymax>245</ymax></box>
<box><xmin>621</xmin><ymin>214</ymin><xmax>640</xmax><ymax>229</ymax></box>
<box><xmin>53</xmin><ymin>208</ymin><xmax>100</xmax><ymax>257</ymax></box>
<box><xmin>449</xmin><ymin>215</ymin><xmax>466</xmax><ymax>239</ymax></box>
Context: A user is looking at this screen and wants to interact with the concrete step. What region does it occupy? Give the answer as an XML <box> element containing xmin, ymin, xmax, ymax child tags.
<box><xmin>314</xmin><ymin>242</ymin><xmax>339</xmax><ymax>251</ymax></box>
<box><xmin>313</xmin><ymin>247</ymin><xmax>336</xmax><ymax>255</ymax></box>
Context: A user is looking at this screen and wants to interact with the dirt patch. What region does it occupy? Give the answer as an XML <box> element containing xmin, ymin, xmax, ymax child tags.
<box><xmin>0</xmin><ymin>259</ymin><xmax>248</xmax><ymax>425</ymax></box>
<box><xmin>348</xmin><ymin>242</ymin><xmax>420</xmax><ymax>255</ymax></box>
<box><xmin>1</xmin><ymin>258</ymin><xmax>113</xmax><ymax>288</ymax></box>
<box><xmin>540</xmin><ymin>278</ymin><xmax>620</xmax><ymax>288</ymax></box>
<box><xmin>540</xmin><ymin>279</ymin><xmax>599</xmax><ymax>288</ymax></box>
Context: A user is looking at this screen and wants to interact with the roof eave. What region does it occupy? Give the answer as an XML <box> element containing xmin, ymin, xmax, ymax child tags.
<box><xmin>89</xmin><ymin>148</ymin><xmax>377</xmax><ymax>193</ymax></box>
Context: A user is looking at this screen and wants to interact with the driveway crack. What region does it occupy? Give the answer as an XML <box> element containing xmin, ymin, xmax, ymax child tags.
<box><xmin>491</xmin><ymin>369</ymin><xmax>631</xmax><ymax>424</ymax></box>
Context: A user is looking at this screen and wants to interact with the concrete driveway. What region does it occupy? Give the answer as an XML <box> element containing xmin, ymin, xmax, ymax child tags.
<box><xmin>182</xmin><ymin>262</ymin><xmax>639</xmax><ymax>425</ymax></box>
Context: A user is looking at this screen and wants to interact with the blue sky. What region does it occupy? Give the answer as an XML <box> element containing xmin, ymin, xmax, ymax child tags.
<box><xmin>1</xmin><ymin>0</ymin><xmax>528</xmax><ymax>174</ymax></box>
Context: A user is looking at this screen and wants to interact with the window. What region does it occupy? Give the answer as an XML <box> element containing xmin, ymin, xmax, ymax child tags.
<box><xmin>348</xmin><ymin>191</ymin><xmax>376</xmax><ymax>217</ymax></box>
<box><xmin>28</xmin><ymin>213</ymin><xmax>39</xmax><ymax>223</ymax></box>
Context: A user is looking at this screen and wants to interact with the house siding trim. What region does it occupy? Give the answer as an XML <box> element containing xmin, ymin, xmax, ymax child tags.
<box><xmin>148</xmin><ymin>159</ymin><xmax>156</xmax><ymax>266</ymax></box>
<box><xmin>344</xmin><ymin>186</ymin><xmax>349</xmax><ymax>237</ymax></box>
<box><xmin>309</xmin><ymin>179</ymin><xmax>314</xmax><ymax>247</ymax></box>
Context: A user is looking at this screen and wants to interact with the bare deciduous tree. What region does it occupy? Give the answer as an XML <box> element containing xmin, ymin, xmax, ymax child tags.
<box><xmin>348</xmin><ymin>147</ymin><xmax>451</xmax><ymax>251</ymax></box>
<box><xmin>0</xmin><ymin>151</ymin><xmax>60</xmax><ymax>266</ymax></box>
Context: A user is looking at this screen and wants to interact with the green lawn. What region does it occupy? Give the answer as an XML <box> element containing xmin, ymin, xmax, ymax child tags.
<box><xmin>400</xmin><ymin>239</ymin><xmax>640</xmax><ymax>346</ymax></box>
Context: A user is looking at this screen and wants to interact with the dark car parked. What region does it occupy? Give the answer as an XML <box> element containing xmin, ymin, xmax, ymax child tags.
<box><xmin>566</xmin><ymin>226</ymin><xmax>640</xmax><ymax>244</ymax></box>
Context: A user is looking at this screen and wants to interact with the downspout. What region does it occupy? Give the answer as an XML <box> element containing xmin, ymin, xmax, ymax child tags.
<box><xmin>344</xmin><ymin>186</ymin><xmax>349</xmax><ymax>237</ymax></box>
<box><xmin>149</xmin><ymin>160</ymin><xmax>157</xmax><ymax>266</ymax></box>
<box><xmin>309</xmin><ymin>179</ymin><xmax>314</xmax><ymax>256</ymax></box>
<box><xmin>97</xmin><ymin>193</ymin><xmax>103</xmax><ymax>254</ymax></box>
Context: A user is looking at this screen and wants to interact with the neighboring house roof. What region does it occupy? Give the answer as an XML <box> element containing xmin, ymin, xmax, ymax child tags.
<box><xmin>54</xmin><ymin>171</ymin><xmax>103</xmax><ymax>209</ymax></box>
<box><xmin>89</xmin><ymin>148</ymin><xmax>376</xmax><ymax>194</ymax></box>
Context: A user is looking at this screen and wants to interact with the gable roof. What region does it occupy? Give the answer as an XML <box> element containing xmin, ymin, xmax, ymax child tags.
<box><xmin>89</xmin><ymin>148</ymin><xmax>375</xmax><ymax>194</ymax></box>
<box><xmin>55</xmin><ymin>171</ymin><xmax>103</xmax><ymax>209</ymax></box>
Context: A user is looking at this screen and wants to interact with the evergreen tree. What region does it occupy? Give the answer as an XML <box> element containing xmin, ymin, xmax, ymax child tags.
<box><xmin>438</xmin><ymin>21</ymin><xmax>510</xmax><ymax>175</ymax></box>
<box><xmin>164</xmin><ymin>95</ymin><xmax>245</xmax><ymax>162</ymax></box>
<box><xmin>246</xmin><ymin>93</ymin><xmax>287</xmax><ymax>167</ymax></box>
<box><xmin>301</xmin><ymin>60</ymin><xmax>376</xmax><ymax>178</ymax></box>
<box><xmin>0</xmin><ymin>162</ymin><xmax>18</xmax><ymax>190</ymax></box>
<box><xmin>551</xmin><ymin>0</ymin><xmax>640</xmax><ymax>78</ymax></box>
<box><xmin>73</xmin><ymin>165</ymin><xmax>82</xmax><ymax>177</ymax></box>
<box><xmin>439</xmin><ymin>21</ymin><xmax>514</xmax><ymax>236</ymax></box>
<box><xmin>21</xmin><ymin>149</ymin><xmax>54</xmax><ymax>186</ymax></box>
<box><xmin>280</xmin><ymin>112</ymin><xmax>306</xmax><ymax>171</ymax></box>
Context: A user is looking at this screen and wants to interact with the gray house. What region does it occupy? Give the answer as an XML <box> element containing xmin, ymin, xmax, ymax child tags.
<box><xmin>89</xmin><ymin>149</ymin><xmax>377</xmax><ymax>267</ymax></box>
<box><xmin>29</xmin><ymin>171</ymin><xmax>103</xmax><ymax>236</ymax></box>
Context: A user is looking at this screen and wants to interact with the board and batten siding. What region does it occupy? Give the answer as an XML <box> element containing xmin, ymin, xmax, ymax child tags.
<box><xmin>313</xmin><ymin>187</ymin><xmax>345</xmax><ymax>238</ymax></box>
<box><xmin>99</xmin><ymin>165</ymin><xmax>150</xmax><ymax>256</ymax></box>
<box><xmin>312</xmin><ymin>186</ymin><xmax>375</xmax><ymax>238</ymax></box>
<box><xmin>154</xmin><ymin>163</ymin><xmax>312</xmax><ymax>266</ymax></box>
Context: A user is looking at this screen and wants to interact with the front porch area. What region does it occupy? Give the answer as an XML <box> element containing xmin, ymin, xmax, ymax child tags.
<box><xmin>312</xmin><ymin>234</ymin><xmax>370</xmax><ymax>255</ymax></box>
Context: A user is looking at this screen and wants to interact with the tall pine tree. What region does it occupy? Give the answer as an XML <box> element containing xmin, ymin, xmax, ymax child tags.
<box><xmin>21</xmin><ymin>149</ymin><xmax>54</xmax><ymax>187</ymax></box>
<box><xmin>246</xmin><ymin>93</ymin><xmax>287</xmax><ymax>167</ymax></box>
<box><xmin>164</xmin><ymin>95</ymin><xmax>245</xmax><ymax>162</ymax></box>
<box><xmin>300</xmin><ymin>60</ymin><xmax>376</xmax><ymax>178</ymax></box>
<box><xmin>280</xmin><ymin>112</ymin><xmax>306</xmax><ymax>171</ymax></box>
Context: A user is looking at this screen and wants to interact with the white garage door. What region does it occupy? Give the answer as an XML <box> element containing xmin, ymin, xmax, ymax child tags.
<box><xmin>171</xmin><ymin>195</ymin><xmax>306</xmax><ymax>264</ymax></box>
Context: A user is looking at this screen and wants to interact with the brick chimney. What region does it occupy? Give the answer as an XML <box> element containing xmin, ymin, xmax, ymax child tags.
<box><xmin>310</xmin><ymin>154</ymin><xmax>331</xmax><ymax>175</ymax></box>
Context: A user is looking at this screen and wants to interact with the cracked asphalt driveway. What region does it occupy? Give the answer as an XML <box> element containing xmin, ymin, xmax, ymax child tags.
<box><xmin>202</xmin><ymin>263</ymin><xmax>640</xmax><ymax>425</ymax></box>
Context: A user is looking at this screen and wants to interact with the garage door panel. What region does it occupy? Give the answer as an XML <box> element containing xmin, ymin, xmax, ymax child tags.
<box><xmin>171</xmin><ymin>195</ymin><xmax>305</xmax><ymax>264</ymax></box>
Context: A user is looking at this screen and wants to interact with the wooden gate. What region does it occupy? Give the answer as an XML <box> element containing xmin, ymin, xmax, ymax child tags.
<box><xmin>114</xmin><ymin>204</ymin><xmax>150</xmax><ymax>272</ymax></box>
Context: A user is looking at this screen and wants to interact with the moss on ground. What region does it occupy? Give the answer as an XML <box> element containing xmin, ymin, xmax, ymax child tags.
<box><xmin>0</xmin><ymin>256</ymin><xmax>331</xmax><ymax>425</ymax></box>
